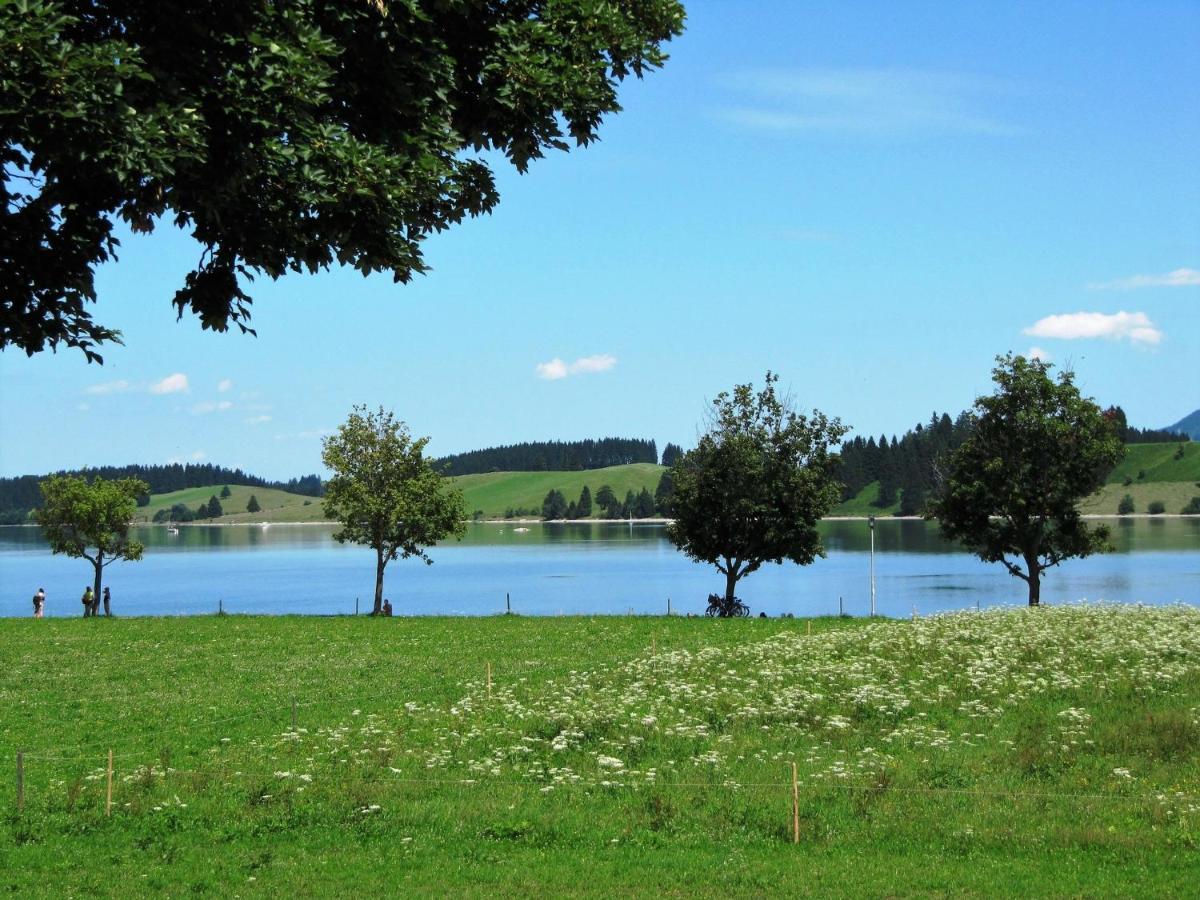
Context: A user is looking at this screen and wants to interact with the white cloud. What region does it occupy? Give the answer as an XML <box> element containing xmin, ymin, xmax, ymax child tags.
<box><xmin>150</xmin><ymin>373</ymin><xmax>189</xmax><ymax>395</ymax></box>
<box><xmin>85</xmin><ymin>379</ymin><xmax>130</xmax><ymax>396</ymax></box>
<box><xmin>1022</xmin><ymin>311</ymin><xmax>1162</xmax><ymax>346</ymax></box>
<box><xmin>536</xmin><ymin>353</ymin><xmax>618</xmax><ymax>380</ymax></box>
<box><xmin>190</xmin><ymin>400</ymin><xmax>233</xmax><ymax>415</ymax></box>
<box><xmin>1026</xmin><ymin>346</ymin><xmax>1051</xmax><ymax>362</ymax></box>
<box><xmin>1087</xmin><ymin>267</ymin><xmax>1200</xmax><ymax>291</ymax></box>
<box><xmin>714</xmin><ymin>68</ymin><xmax>1022</xmax><ymax>137</ymax></box>
<box><xmin>536</xmin><ymin>358</ymin><xmax>569</xmax><ymax>380</ymax></box>
<box><xmin>217</xmin><ymin>378</ymin><xmax>234</xmax><ymax>392</ymax></box>
<box><xmin>76</xmin><ymin>402</ymin><xmax>90</xmax><ymax>412</ymax></box>
<box><xmin>244</xmin><ymin>415</ymin><xmax>272</xmax><ymax>425</ymax></box>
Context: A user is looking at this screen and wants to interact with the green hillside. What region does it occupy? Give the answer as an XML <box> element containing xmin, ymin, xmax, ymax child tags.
<box><xmin>453</xmin><ymin>463</ymin><xmax>665</xmax><ymax>518</ymax></box>
<box><xmin>134</xmin><ymin>485</ymin><xmax>323</xmax><ymax>524</ymax></box>
<box><xmin>829</xmin><ymin>481</ymin><xmax>900</xmax><ymax>517</ymax></box>
<box><xmin>1107</xmin><ymin>441</ymin><xmax>1200</xmax><ymax>485</ymax></box>
<box><xmin>1080</xmin><ymin>482</ymin><xmax>1200</xmax><ymax>516</ymax></box>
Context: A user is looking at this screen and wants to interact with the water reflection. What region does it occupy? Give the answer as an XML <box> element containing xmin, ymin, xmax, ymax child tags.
<box><xmin>0</xmin><ymin>518</ymin><xmax>1195</xmax><ymax>619</ymax></box>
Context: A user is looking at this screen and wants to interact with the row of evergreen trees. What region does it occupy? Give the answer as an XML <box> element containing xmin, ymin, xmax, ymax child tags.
<box><xmin>1105</xmin><ymin>406</ymin><xmax>1190</xmax><ymax>444</ymax></box>
<box><xmin>542</xmin><ymin>475</ymin><xmax>675</xmax><ymax>520</ymax></box>
<box><xmin>0</xmin><ymin>463</ymin><xmax>321</xmax><ymax>523</ymax></box>
<box><xmin>436</xmin><ymin>438</ymin><xmax>659</xmax><ymax>476</ymax></box>
<box><xmin>838</xmin><ymin>412</ymin><xmax>975</xmax><ymax>515</ymax></box>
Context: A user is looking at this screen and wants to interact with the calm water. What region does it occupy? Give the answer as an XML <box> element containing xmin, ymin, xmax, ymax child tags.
<box><xmin>1</xmin><ymin>519</ymin><xmax>1197</xmax><ymax>619</ymax></box>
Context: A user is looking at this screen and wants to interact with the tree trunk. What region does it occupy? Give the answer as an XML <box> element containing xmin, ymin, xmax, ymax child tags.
<box><xmin>724</xmin><ymin>567</ymin><xmax>738</xmax><ymax>605</ymax></box>
<box><xmin>373</xmin><ymin>549</ymin><xmax>386</xmax><ymax>615</ymax></box>
<box><xmin>1025</xmin><ymin>554</ymin><xmax>1041</xmax><ymax>606</ymax></box>
<box><xmin>93</xmin><ymin>551</ymin><xmax>104</xmax><ymax>616</ymax></box>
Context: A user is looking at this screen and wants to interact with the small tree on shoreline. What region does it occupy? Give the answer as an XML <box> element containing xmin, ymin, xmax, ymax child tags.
<box><xmin>34</xmin><ymin>475</ymin><xmax>147</xmax><ymax>604</ymax></box>
<box><xmin>929</xmin><ymin>354</ymin><xmax>1123</xmax><ymax>606</ymax></box>
<box><xmin>322</xmin><ymin>406</ymin><xmax>465</xmax><ymax>615</ymax></box>
<box><xmin>667</xmin><ymin>372</ymin><xmax>847</xmax><ymax>614</ymax></box>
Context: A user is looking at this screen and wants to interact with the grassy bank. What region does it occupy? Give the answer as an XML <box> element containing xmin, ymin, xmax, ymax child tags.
<box><xmin>2</xmin><ymin>607</ymin><xmax>1197</xmax><ymax>896</ymax></box>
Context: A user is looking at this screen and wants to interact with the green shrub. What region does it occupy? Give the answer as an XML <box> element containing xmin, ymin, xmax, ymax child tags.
<box><xmin>1147</xmin><ymin>500</ymin><xmax>1166</xmax><ymax>515</ymax></box>
<box><xmin>1182</xmin><ymin>496</ymin><xmax>1200</xmax><ymax>515</ymax></box>
<box><xmin>1117</xmin><ymin>494</ymin><xmax>1135</xmax><ymax>515</ymax></box>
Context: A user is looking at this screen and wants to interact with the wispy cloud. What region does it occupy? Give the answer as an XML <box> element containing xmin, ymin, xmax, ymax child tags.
<box><xmin>244</xmin><ymin>415</ymin><xmax>272</xmax><ymax>425</ymax></box>
<box><xmin>167</xmin><ymin>450</ymin><xmax>207</xmax><ymax>464</ymax></box>
<box><xmin>190</xmin><ymin>400</ymin><xmax>233</xmax><ymax>415</ymax></box>
<box><xmin>1026</xmin><ymin>346</ymin><xmax>1051</xmax><ymax>362</ymax></box>
<box><xmin>217</xmin><ymin>378</ymin><xmax>233</xmax><ymax>392</ymax></box>
<box><xmin>536</xmin><ymin>353</ymin><xmax>618</xmax><ymax>381</ymax></box>
<box><xmin>1087</xmin><ymin>267</ymin><xmax>1200</xmax><ymax>291</ymax></box>
<box><xmin>85</xmin><ymin>379</ymin><xmax>131</xmax><ymax>396</ymax></box>
<box><xmin>714</xmin><ymin>68</ymin><xmax>1023</xmax><ymax>137</ymax></box>
<box><xmin>150</xmin><ymin>373</ymin><xmax>189</xmax><ymax>395</ymax></box>
<box><xmin>1023</xmin><ymin>311</ymin><xmax>1162</xmax><ymax>346</ymax></box>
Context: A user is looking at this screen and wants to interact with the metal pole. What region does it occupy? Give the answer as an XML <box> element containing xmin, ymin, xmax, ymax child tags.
<box><xmin>869</xmin><ymin>516</ymin><xmax>876</xmax><ymax>618</ymax></box>
<box><xmin>355</xmin><ymin>597</ymin><xmax>359</xmax><ymax>616</ymax></box>
<box><xmin>506</xmin><ymin>592</ymin><xmax>510</xmax><ymax>614</ymax></box>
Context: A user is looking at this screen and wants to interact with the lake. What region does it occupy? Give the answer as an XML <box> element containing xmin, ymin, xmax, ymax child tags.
<box><xmin>1</xmin><ymin>519</ymin><xmax>1196</xmax><ymax>619</ymax></box>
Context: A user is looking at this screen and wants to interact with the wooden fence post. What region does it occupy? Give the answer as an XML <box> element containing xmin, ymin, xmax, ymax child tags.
<box><xmin>15</xmin><ymin>751</ymin><xmax>23</xmax><ymax>815</ymax></box>
<box><xmin>506</xmin><ymin>592</ymin><xmax>511</xmax><ymax>614</ymax></box>
<box><xmin>106</xmin><ymin>749</ymin><xmax>113</xmax><ymax>817</ymax></box>
<box><xmin>487</xmin><ymin>662</ymin><xmax>492</xmax><ymax>699</ymax></box>
<box><xmin>791</xmin><ymin>762</ymin><xmax>800</xmax><ymax>844</ymax></box>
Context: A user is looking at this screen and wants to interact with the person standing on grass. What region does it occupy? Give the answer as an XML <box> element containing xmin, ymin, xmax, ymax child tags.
<box><xmin>33</xmin><ymin>587</ymin><xmax>45</xmax><ymax>618</ymax></box>
<box><xmin>102</xmin><ymin>586</ymin><xmax>112</xmax><ymax>617</ymax></box>
<box><xmin>81</xmin><ymin>586</ymin><xmax>94</xmax><ymax>617</ymax></box>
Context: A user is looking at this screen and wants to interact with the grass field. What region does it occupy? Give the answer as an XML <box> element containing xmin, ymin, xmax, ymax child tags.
<box><xmin>1107</xmin><ymin>442</ymin><xmax>1200</xmax><ymax>485</ymax></box>
<box><xmin>133</xmin><ymin>485</ymin><xmax>324</xmax><ymax>524</ymax></box>
<box><xmin>1080</xmin><ymin>482</ymin><xmax>1200</xmax><ymax>516</ymax></box>
<box><xmin>2</xmin><ymin>607</ymin><xmax>1197</xmax><ymax>896</ymax></box>
<box><xmin>451</xmin><ymin>463</ymin><xmax>665</xmax><ymax>518</ymax></box>
<box><xmin>829</xmin><ymin>481</ymin><xmax>900</xmax><ymax>517</ymax></box>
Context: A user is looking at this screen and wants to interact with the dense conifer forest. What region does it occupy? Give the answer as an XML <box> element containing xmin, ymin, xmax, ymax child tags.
<box><xmin>435</xmin><ymin>438</ymin><xmax>658</xmax><ymax>476</ymax></box>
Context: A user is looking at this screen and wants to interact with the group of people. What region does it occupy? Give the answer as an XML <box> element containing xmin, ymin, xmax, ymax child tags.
<box><xmin>29</xmin><ymin>586</ymin><xmax>113</xmax><ymax>618</ymax></box>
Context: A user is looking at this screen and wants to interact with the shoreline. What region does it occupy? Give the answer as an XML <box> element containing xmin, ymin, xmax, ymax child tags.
<box><xmin>9</xmin><ymin>512</ymin><xmax>1200</xmax><ymax>530</ymax></box>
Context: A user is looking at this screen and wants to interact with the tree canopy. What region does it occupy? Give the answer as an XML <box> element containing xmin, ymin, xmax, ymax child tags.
<box><xmin>322</xmin><ymin>406</ymin><xmax>464</xmax><ymax>614</ymax></box>
<box><xmin>34</xmin><ymin>474</ymin><xmax>147</xmax><ymax>601</ymax></box>
<box><xmin>928</xmin><ymin>354</ymin><xmax>1124</xmax><ymax>605</ymax></box>
<box><xmin>1</xmin><ymin>0</ymin><xmax>685</xmax><ymax>362</ymax></box>
<box><xmin>667</xmin><ymin>373</ymin><xmax>847</xmax><ymax>614</ymax></box>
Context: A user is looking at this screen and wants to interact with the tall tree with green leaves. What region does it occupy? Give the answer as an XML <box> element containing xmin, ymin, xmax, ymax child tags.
<box><xmin>1</xmin><ymin>1</ymin><xmax>685</xmax><ymax>362</ymax></box>
<box><xmin>34</xmin><ymin>475</ymin><xmax>148</xmax><ymax>602</ymax></box>
<box><xmin>246</xmin><ymin>494</ymin><xmax>261</xmax><ymax>514</ymax></box>
<box><xmin>928</xmin><ymin>354</ymin><xmax>1124</xmax><ymax>606</ymax></box>
<box><xmin>322</xmin><ymin>406</ymin><xmax>465</xmax><ymax>614</ymax></box>
<box><xmin>206</xmin><ymin>495</ymin><xmax>223</xmax><ymax>519</ymax></box>
<box><xmin>667</xmin><ymin>373</ymin><xmax>847</xmax><ymax>613</ymax></box>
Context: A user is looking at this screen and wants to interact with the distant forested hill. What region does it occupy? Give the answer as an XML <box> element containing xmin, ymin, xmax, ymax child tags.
<box><xmin>436</xmin><ymin>438</ymin><xmax>658</xmax><ymax>476</ymax></box>
<box><xmin>0</xmin><ymin>464</ymin><xmax>322</xmax><ymax>524</ymax></box>
<box><xmin>1164</xmin><ymin>409</ymin><xmax>1200</xmax><ymax>441</ymax></box>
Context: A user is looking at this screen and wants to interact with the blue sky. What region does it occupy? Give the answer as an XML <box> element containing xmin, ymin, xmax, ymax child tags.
<box><xmin>2</xmin><ymin>0</ymin><xmax>1198</xmax><ymax>479</ymax></box>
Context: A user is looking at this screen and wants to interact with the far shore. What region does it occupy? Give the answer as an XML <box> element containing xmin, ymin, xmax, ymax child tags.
<box><xmin>7</xmin><ymin>512</ymin><xmax>1193</xmax><ymax>530</ymax></box>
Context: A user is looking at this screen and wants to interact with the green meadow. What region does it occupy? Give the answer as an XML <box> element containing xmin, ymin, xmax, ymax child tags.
<box><xmin>451</xmin><ymin>463</ymin><xmax>666</xmax><ymax>518</ymax></box>
<box><xmin>128</xmin><ymin>443</ymin><xmax>1200</xmax><ymax>527</ymax></box>
<box><xmin>133</xmin><ymin>485</ymin><xmax>324</xmax><ymax>524</ymax></box>
<box><xmin>2</xmin><ymin>607</ymin><xmax>1197</xmax><ymax>896</ymax></box>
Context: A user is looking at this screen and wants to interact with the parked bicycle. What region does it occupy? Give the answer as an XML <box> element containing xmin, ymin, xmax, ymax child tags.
<box><xmin>705</xmin><ymin>593</ymin><xmax>750</xmax><ymax>618</ymax></box>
